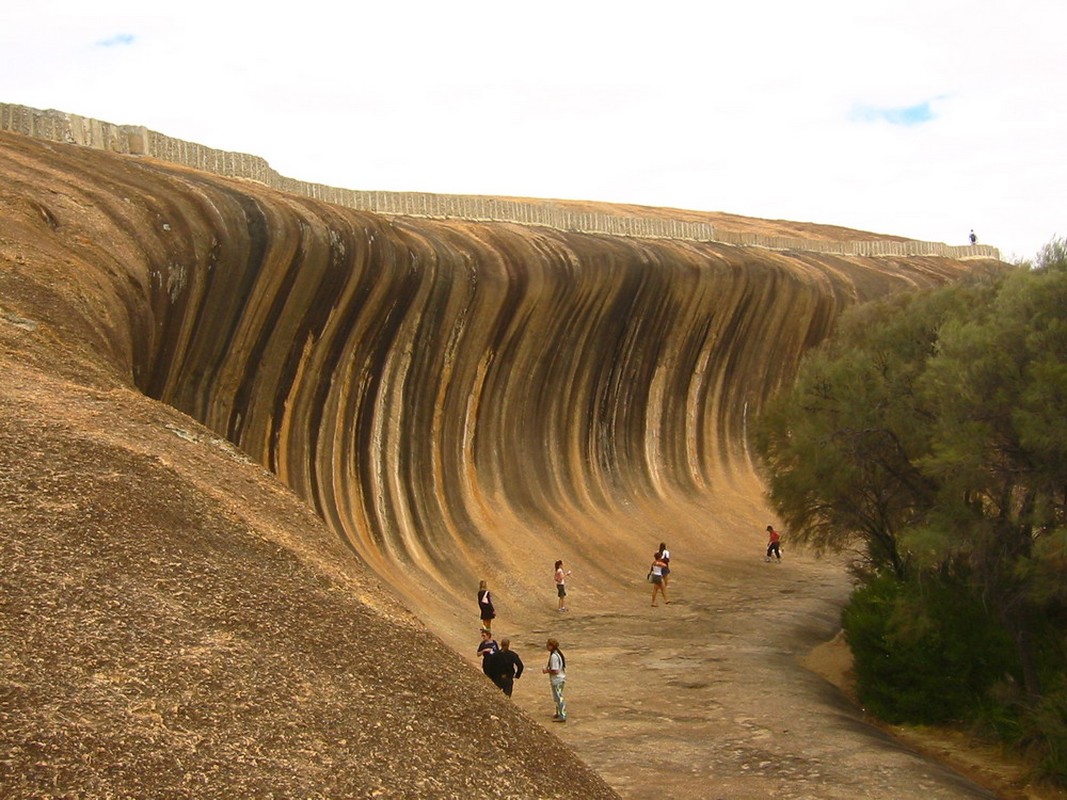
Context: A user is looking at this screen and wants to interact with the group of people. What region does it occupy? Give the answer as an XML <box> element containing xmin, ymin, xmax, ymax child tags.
<box><xmin>477</xmin><ymin>628</ymin><xmax>526</xmax><ymax>696</ymax></box>
<box><xmin>476</xmin><ymin>574</ymin><xmax>568</xmax><ymax>722</ymax></box>
<box><xmin>473</xmin><ymin>526</ymin><xmax>784</xmax><ymax>725</ymax></box>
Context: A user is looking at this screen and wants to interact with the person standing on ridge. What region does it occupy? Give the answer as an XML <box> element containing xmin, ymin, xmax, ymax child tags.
<box><xmin>554</xmin><ymin>560</ymin><xmax>571</xmax><ymax>612</ymax></box>
<box><xmin>542</xmin><ymin>638</ymin><xmax>567</xmax><ymax>722</ymax></box>
<box><xmin>765</xmin><ymin>525</ymin><xmax>782</xmax><ymax>562</ymax></box>
<box><xmin>491</xmin><ymin>638</ymin><xmax>525</xmax><ymax>697</ymax></box>
<box><xmin>969</xmin><ymin>229</ymin><xmax>978</xmax><ymax>245</ymax></box>
<box><xmin>478</xmin><ymin>579</ymin><xmax>496</xmax><ymax>631</ymax></box>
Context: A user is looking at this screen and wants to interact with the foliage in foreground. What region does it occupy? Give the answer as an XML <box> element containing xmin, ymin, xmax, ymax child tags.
<box><xmin>755</xmin><ymin>239</ymin><xmax>1067</xmax><ymax>783</ymax></box>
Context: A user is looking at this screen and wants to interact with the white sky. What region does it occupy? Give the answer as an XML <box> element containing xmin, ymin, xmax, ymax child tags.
<box><xmin>3</xmin><ymin>0</ymin><xmax>1064</xmax><ymax>261</ymax></box>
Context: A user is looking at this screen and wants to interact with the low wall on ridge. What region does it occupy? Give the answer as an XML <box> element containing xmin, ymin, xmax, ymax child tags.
<box><xmin>0</xmin><ymin>102</ymin><xmax>1000</xmax><ymax>259</ymax></box>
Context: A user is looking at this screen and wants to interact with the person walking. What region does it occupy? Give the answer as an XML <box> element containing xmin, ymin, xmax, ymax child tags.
<box><xmin>477</xmin><ymin>579</ymin><xmax>496</xmax><ymax>631</ymax></box>
<box><xmin>554</xmin><ymin>560</ymin><xmax>571</xmax><ymax>612</ymax></box>
<box><xmin>765</xmin><ymin>525</ymin><xmax>782</xmax><ymax>562</ymax></box>
<box><xmin>658</xmin><ymin>541</ymin><xmax>671</xmax><ymax>587</ymax></box>
<box><xmin>542</xmin><ymin>639</ymin><xmax>567</xmax><ymax>722</ymax></box>
<box><xmin>649</xmin><ymin>551</ymin><xmax>670</xmax><ymax>606</ymax></box>
<box><xmin>491</xmin><ymin>638</ymin><xmax>525</xmax><ymax>697</ymax></box>
<box><xmin>477</xmin><ymin>628</ymin><xmax>499</xmax><ymax>679</ymax></box>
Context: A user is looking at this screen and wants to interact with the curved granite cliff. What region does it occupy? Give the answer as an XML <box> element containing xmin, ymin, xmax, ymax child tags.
<box><xmin>2</xmin><ymin>130</ymin><xmax>978</xmax><ymax>605</ymax></box>
<box><xmin>0</xmin><ymin>128</ymin><xmax>998</xmax><ymax>798</ymax></box>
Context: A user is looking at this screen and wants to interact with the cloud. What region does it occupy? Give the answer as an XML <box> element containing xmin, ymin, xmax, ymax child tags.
<box><xmin>96</xmin><ymin>33</ymin><xmax>134</xmax><ymax>48</ymax></box>
<box><xmin>850</xmin><ymin>100</ymin><xmax>937</xmax><ymax>127</ymax></box>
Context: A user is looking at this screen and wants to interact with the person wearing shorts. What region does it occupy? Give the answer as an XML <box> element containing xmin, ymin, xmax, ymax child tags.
<box><xmin>649</xmin><ymin>551</ymin><xmax>670</xmax><ymax>606</ymax></box>
<box><xmin>658</xmin><ymin>541</ymin><xmax>671</xmax><ymax>587</ymax></box>
<box><xmin>554</xmin><ymin>560</ymin><xmax>571</xmax><ymax>611</ymax></box>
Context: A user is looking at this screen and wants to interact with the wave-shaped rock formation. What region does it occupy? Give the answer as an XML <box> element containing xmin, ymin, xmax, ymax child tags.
<box><xmin>0</xmin><ymin>119</ymin><xmax>1003</xmax><ymax>797</ymax></box>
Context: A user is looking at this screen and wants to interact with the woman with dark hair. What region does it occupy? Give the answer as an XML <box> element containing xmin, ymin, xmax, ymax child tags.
<box><xmin>554</xmin><ymin>560</ymin><xmax>571</xmax><ymax>612</ymax></box>
<box><xmin>542</xmin><ymin>638</ymin><xmax>567</xmax><ymax>721</ymax></box>
<box><xmin>765</xmin><ymin>526</ymin><xmax>782</xmax><ymax>562</ymax></box>
<box><xmin>658</xmin><ymin>541</ymin><xmax>671</xmax><ymax>587</ymax></box>
<box><xmin>649</xmin><ymin>551</ymin><xmax>670</xmax><ymax>607</ymax></box>
<box><xmin>477</xmin><ymin>628</ymin><xmax>499</xmax><ymax>678</ymax></box>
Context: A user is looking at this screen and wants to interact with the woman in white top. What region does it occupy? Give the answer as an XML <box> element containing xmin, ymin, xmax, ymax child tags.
<box><xmin>658</xmin><ymin>541</ymin><xmax>671</xmax><ymax>587</ymax></box>
<box><xmin>542</xmin><ymin>639</ymin><xmax>567</xmax><ymax>721</ymax></box>
<box><xmin>554</xmin><ymin>560</ymin><xmax>571</xmax><ymax>612</ymax></box>
<box><xmin>650</xmin><ymin>551</ymin><xmax>670</xmax><ymax>606</ymax></box>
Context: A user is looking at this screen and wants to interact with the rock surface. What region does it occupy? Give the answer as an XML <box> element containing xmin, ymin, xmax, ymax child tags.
<box><xmin>0</xmin><ymin>128</ymin><xmax>1010</xmax><ymax>798</ymax></box>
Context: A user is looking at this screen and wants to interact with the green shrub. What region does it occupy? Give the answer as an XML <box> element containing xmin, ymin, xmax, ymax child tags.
<box><xmin>1018</xmin><ymin>675</ymin><xmax>1067</xmax><ymax>786</ymax></box>
<box><xmin>842</xmin><ymin>573</ymin><xmax>1017</xmax><ymax>724</ymax></box>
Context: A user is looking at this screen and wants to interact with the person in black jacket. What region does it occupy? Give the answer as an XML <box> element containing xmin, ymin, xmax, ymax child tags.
<box><xmin>490</xmin><ymin>638</ymin><xmax>524</xmax><ymax>696</ymax></box>
<box><xmin>477</xmin><ymin>628</ymin><xmax>499</xmax><ymax>678</ymax></box>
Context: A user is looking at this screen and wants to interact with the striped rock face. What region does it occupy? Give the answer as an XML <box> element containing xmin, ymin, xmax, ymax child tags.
<box><xmin>0</xmin><ymin>126</ymin><xmax>1000</xmax><ymax>799</ymax></box>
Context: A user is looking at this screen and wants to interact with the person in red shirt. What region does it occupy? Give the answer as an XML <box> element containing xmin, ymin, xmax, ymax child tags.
<box><xmin>766</xmin><ymin>525</ymin><xmax>782</xmax><ymax>562</ymax></box>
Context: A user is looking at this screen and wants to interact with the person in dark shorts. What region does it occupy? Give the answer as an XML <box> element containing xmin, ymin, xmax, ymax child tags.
<box><xmin>554</xmin><ymin>560</ymin><xmax>571</xmax><ymax>611</ymax></box>
<box><xmin>766</xmin><ymin>525</ymin><xmax>782</xmax><ymax>562</ymax></box>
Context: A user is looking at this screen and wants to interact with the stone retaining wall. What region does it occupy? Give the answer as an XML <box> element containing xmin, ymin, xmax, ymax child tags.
<box><xmin>0</xmin><ymin>103</ymin><xmax>1000</xmax><ymax>259</ymax></box>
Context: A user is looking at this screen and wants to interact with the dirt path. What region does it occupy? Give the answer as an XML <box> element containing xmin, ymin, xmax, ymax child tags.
<box><xmin>491</xmin><ymin>547</ymin><xmax>999</xmax><ymax>799</ymax></box>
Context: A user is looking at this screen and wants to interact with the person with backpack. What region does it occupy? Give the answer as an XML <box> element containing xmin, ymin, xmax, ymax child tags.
<box><xmin>542</xmin><ymin>638</ymin><xmax>567</xmax><ymax>722</ymax></box>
